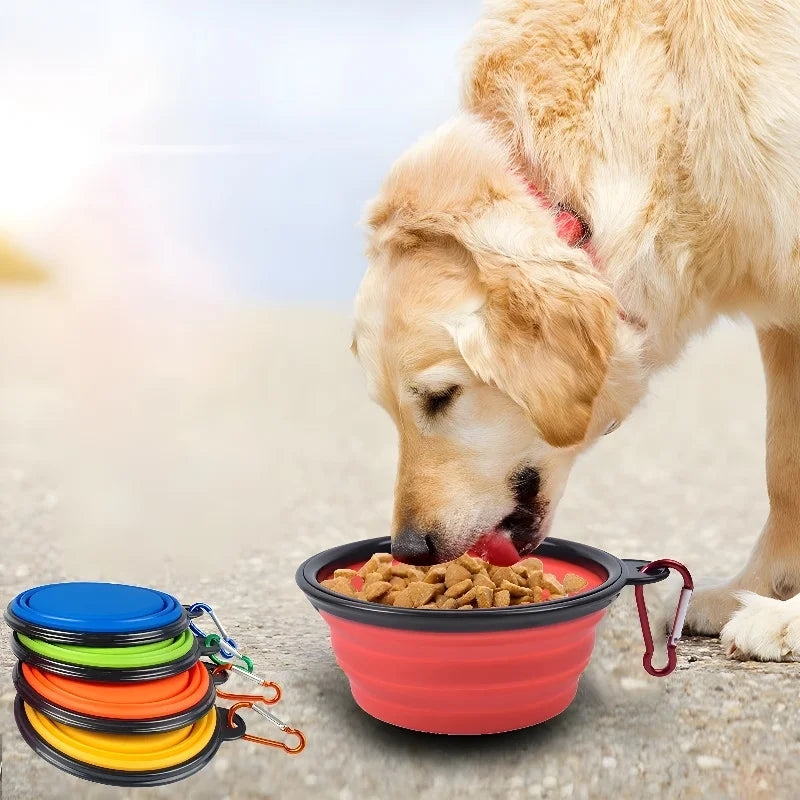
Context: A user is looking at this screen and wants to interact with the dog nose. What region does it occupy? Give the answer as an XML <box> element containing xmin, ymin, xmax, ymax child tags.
<box><xmin>510</xmin><ymin>466</ymin><xmax>541</xmax><ymax>502</ymax></box>
<box><xmin>391</xmin><ymin>526</ymin><xmax>437</xmax><ymax>565</ymax></box>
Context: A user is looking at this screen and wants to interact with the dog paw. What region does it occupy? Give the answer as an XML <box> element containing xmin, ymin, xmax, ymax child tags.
<box><xmin>681</xmin><ymin>582</ymin><xmax>745</xmax><ymax>636</ymax></box>
<box><xmin>720</xmin><ymin>592</ymin><xmax>800</xmax><ymax>662</ymax></box>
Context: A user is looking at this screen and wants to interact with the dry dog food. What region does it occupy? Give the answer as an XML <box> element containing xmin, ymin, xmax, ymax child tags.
<box><xmin>320</xmin><ymin>553</ymin><xmax>589</xmax><ymax>609</ymax></box>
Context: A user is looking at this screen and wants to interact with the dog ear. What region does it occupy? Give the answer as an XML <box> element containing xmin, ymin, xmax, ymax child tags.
<box><xmin>362</xmin><ymin>116</ymin><xmax>616</xmax><ymax>446</ymax></box>
<box><xmin>446</xmin><ymin>199</ymin><xmax>618</xmax><ymax>448</ymax></box>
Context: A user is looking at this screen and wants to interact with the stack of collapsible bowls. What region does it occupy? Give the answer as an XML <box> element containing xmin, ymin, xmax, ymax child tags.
<box><xmin>5</xmin><ymin>582</ymin><xmax>242</xmax><ymax>787</ymax></box>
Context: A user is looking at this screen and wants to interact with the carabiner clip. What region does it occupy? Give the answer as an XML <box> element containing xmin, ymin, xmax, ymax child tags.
<box><xmin>227</xmin><ymin>701</ymin><xmax>306</xmax><ymax>755</ymax></box>
<box><xmin>634</xmin><ymin>559</ymin><xmax>694</xmax><ymax>677</ymax></box>
<box><xmin>205</xmin><ymin>634</ymin><xmax>254</xmax><ymax>673</ymax></box>
<box><xmin>188</xmin><ymin>602</ymin><xmax>242</xmax><ymax>660</ymax></box>
<box><xmin>212</xmin><ymin>663</ymin><xmax>282</xmax><ymax>705</ymax></box>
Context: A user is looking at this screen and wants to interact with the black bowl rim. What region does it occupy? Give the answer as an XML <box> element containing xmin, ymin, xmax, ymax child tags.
<box><xmin>296</xmin><ymin>536</ymin><xmax>668</xmax><ymax>632</ymax></box>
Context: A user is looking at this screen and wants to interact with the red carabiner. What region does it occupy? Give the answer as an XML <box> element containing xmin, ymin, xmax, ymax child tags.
<box><xmin>635</xmin><ymin>559</ymin><xmax>694</xmax><ymax>677</ymax></box>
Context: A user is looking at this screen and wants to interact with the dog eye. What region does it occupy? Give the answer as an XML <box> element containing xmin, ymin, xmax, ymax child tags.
<box><xmin>422</xmin><ymin>385</ymin><xmax>461</xmax><ymax>416</ymax></box>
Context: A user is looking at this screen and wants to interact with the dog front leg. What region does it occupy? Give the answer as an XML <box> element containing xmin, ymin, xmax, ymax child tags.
<box><xmin>684</xmin><ymin>326</ymin><xmax>800</xmax><ymax>660</ymax></box>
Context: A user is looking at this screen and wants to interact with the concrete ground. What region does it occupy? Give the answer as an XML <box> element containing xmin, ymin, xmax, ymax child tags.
<box><xmin>0</xmin><ymin>290</ymin><xmax>797</xmax><ymax>800</ymax></box>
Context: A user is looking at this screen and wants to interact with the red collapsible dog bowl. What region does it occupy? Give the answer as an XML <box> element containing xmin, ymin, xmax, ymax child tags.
<box><xmin>296</xmin><ymin>536</ymin><xmax>692</xmax><ymax>735</ymax></box>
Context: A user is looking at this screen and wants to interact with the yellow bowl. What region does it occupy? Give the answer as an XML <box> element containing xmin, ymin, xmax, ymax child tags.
<box><xmin>15</xmin><ymin>698</ymin><xmax>243</xmax><ymax>787</ymax></box>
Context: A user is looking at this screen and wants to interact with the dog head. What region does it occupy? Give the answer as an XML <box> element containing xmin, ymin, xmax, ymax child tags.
<box><xmin>353</xmin><ymin>116</ymin><xmax>646</xmax><ymax>564</ymax></box>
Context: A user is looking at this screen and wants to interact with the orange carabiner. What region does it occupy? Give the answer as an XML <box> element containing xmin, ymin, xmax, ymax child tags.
<box><xmin>212</xmin><ymin>663</ymin><xmax>281</xmax><ymax>705</ymax></box>
<box><xmin>227</xmin><ymin>700</ymin><xmax>306</xmax><ymax>754</ymax></box>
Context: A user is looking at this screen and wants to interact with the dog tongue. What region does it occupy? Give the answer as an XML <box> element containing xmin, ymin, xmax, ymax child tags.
<box><xmin>469</xmin><ymin>531</ymin><xmax>520</xmax><ymax>566</ymax></box>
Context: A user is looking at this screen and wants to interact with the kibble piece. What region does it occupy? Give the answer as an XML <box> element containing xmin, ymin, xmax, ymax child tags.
<box><xmin>333</xmin><ymin>568</ymin><xmax>358</xmax><ymax>580</ymax></box>
<box><xmin>542</xmin><ymin>573</ymin><xmax>565</xmax><ymax>595</ymax></box>
<box><xmin>456</xmin><ymin>587</ymin><xmax>478</xmax><ymax>607</ymax></box>
<box><xmin>518</xmin><ymin>557</ymin><xmax>544</xmax><ymax>572</ymax></box>
<box><xmin>444</xmin><ymin>578</ymin><xmax>473</xmax><ymax>599</ymax></box>
<box><xmin>364</xmin><ymin>571</ymin><xmax>386</xmax><ymax>586</ymax></box>
<box><xmin>511</xmin><ymin>563</ymin><xmax>529</xmax><ymax>577</ymax></box>
<box><xmin>391</xmin><ymin>564</ymin><xmax>423</xmax><ymax>581</ymax></box>
<box><xmin>418</xmin><ymin>603</ymin><xmax>439</xmax><ymax>609</ymax></box>
<box><xmin>563</xmin><ymin>573</ymin><xmax>589</xmax><ymax>594</ymax></box>
<box><xmin>456</xmin><ymin>553</ymin><xmax>483</xmax><ymax>573</ymax></box>
<box><xmin>437</xmin><ymin>596</ymin><xmax>458</xmax><ymax>609</ymax></box>
<box><xmin>500</xmin><ymin>579</ymin><xmax>531</xmax><ymax>597</ymax></box>
<box><xmin>423</xmin><ymin>565</ymin><xmax>447</xmax><ymax>584</ymax></box>
<box><xmin>321</xmin><ymin>577</ymin><xmax>356</xmax><ymax>596</ymax></box>
<box><xmin>493</xmin><ymin>589</ymin><xmax>511</xmax><ymax>607</ymax></box>
<box><xmin>364</xmin><ymin>581</ymin><xmax>392</xmax><ymax>601</ymax></box>
<box><xmin>357</xmin><ymin>557</ymin><xmax>381</xmax><ymax>578</ymax></box>
<box><xmin>531</xmin><ymin>586</ymin><xmax>544</xmax><ymax>603</ymax></box>
<box><xmin>333</xmin><ymin>577</ymin><xmax>356</xmax><ymax>595</ymax></box>
<box><xmin>527</xmin><ymin>570</ymin><xmax>544</xmax><ymax>590</ymax></box>
<box><xmin>476</xmin><ymin>585</ymin><xmax>493</xmax><ymax>608</ymax></box>
<box><xmin>392</xmin><ymin>589</ymin><xmax>414</xmax><ymax>608</ymax></box>
<box><xmin>389</xmin><ymin>576</ymin><xmax>406</xmax><ymax>589</ymax></box>
<box><xmin>473</xmin><ymin>573</ymin><xmax>495</xmax><ymax>590</ymax></box>
<box><xmin>510</xmin><ymin>595</ymin><xmax>530</xmax><ymax>605</ymax></box>
<box><xmin>491</xmin><ymin>566</ymin><xmax>520</xmax><ymax>586</ymax></box>
<box><xmin>374</xmin><ymin>553</ymin><xmax>393</xmax><ymax>563</ymax></box>
<box><xmin>444</xmin><ymin>563</ymin><xmax>471</xmax><ymax>588</ymax></box>
<box><xmin>407</xmin><ymin>582</ymin><xmax>438</xmax><ymax>607</ymax></box>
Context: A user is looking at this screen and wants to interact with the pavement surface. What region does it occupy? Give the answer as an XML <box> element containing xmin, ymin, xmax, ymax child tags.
<box><xmin>0</xmin><ymin>290</ymin><xmax>797</xmax><ymax>800</ymax></box>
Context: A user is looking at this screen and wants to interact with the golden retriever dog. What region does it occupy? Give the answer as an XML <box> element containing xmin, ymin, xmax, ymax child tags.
<box><xmin>351</xmin><ymin>0</ymin><xmax>800</xmax><ymax>661</ymax></box>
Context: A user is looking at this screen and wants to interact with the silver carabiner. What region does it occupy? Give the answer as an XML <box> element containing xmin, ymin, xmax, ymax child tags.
<box><xmin>188</xmin><ymin>602</ymin><xmax>243</xmax><ymax>659</ymax></box>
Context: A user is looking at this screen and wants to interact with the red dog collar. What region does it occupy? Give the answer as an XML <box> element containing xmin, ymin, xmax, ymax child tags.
<box><xmin>527</xmin><ymin>185</ymin><xmax>592</xmax><ymax>249</ymax></box>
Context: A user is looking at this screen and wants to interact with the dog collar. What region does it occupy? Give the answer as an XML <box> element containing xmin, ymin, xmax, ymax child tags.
<box><xmin>527</xmin><ymin>185</ymin><xmax>592</xmax><ymax>249</ymax></box>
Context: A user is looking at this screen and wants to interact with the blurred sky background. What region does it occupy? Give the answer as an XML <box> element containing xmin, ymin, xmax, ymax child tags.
<box><xmin>0</xmin><ymin>0</ymin><xmax>482</xmax><ymax>304</ymax></box>
<box><xmin>0</xmin><ymin>0</ymin><xmax>488</xmax><ymax>570</ymax></box>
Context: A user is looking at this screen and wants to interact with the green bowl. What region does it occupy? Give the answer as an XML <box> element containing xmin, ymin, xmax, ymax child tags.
<box><xmin>18</xmin><ymin>630</ymin><xmax>195</xmax><ymax>667</ymax></box>
<box><xmin>11</xmin><ymin>630</ymin><xmax>205</xmax><ymax>682</ymax></box>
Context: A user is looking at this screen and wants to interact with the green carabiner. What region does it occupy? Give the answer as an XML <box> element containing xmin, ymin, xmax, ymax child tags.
<box><xmin>205</xmin><ymin>634</ymin><xmax>254</xmax><ymax>673</ymax></box>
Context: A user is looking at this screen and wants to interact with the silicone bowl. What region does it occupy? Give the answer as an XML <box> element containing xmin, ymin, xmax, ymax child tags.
<box><xmin>14</xmin><ymin>699</ymin><xmax>244</xmax><ymax>787</ymax></box>
<box><xmin>5</xmin><ymin>582</ymin><xmax>188</xmax><ymax>646</ymax></box>
<box><xmin>12</xmin><ymin>661</ymin><xmax>220</xmax><ymax>733</ymax></box>
<box><xmin>9</xmin><ymin>630</ymin><xmax>214</xmax><ymax>682</ymax></box>
<box><xmin>296</xmin><ymin>536</ymin><xmax>669</xmax><ymax>735</ymax></box>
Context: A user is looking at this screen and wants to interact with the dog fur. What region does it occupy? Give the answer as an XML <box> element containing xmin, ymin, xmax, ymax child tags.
<box><xmin>352</xmin><ymin>0</ymin><xmax>800</xmax><ymax>660</ymax></box>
